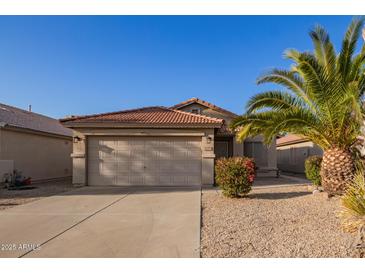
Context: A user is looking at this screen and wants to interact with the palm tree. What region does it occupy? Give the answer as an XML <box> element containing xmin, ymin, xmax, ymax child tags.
<box><xmin>231</xmin><ymin>17</ymin><xmax>365</xmax><ymax>195</ymax></box>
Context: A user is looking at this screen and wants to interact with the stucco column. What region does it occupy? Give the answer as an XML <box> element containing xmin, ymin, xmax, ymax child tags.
<box><xmin>201</xmin><ymin>132</ymin><xmax>215</xmax><ymax>185</ymax></box>
<box><xmin>71</xmin><ymin>131</ymin><xmax>86</xmax><ymax>186</ymax></box>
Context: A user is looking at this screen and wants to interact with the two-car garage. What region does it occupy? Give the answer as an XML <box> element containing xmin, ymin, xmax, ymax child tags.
<box><xmin>61</xmin><ymin>106</ymin><xmax>222</xmax><ymax>187</ymax></box>
<box><xmin>87</xmin><ymin>136</ymin><xmax>202</xmax><ymax>186</ymax></box>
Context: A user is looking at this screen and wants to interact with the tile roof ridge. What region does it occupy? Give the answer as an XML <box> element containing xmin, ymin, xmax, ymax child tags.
<box><xmin>59</xmin><ymin>106</ymin><xmax>166</xmax><ymax>122</ymax></box>
<box><xmin>169</xmin><ymin>107</ymin><xmax>223</xmax><ymax>123</ymax></box>
<box><xmin>171</xmin><ymin>97</ymin><xmax>238</xmax><ymax>117</ymax></box>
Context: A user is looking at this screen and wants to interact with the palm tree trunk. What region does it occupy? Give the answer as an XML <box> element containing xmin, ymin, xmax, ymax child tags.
<box><xmin>321</xmin><ymin>148</ymin><xmax>355</xmax><ymax>195</ymax></box>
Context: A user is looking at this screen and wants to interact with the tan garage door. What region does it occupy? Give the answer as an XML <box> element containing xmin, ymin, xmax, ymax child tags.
<box><xmin>87</xmin><ymin>136</ymin><xmax>202</xmax><ymax>186</ymax></box>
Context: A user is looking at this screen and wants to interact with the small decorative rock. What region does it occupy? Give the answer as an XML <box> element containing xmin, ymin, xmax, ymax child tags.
<box><xmin>312</xmin><ymin>189</ymin><xmax>321</xmax><ymax>195</ymax></box>
<box><xmin>201</xmin><ymin>185</ymin><xmax>355</xmax><ymax>257</ymax></box>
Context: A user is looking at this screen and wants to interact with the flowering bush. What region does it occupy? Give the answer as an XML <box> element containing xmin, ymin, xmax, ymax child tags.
<box><xmin>215</xmin><ymin>157</ymin><xmax>256</xmax><ymax>198</ymax></box>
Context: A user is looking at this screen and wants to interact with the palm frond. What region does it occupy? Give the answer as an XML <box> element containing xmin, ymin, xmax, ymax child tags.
<box><xmin>309</xmin><ymin>24</ymin><xmax>336</xmax><ymax>75</ymax></box>
<box><xmin>231</xmin><ymin>109</ymin><xmax>330</xmax><ymax>148</ymax></box>
<box><xmin>232</xmin><ymin>17</ymin><xmax>365</xmax><ymax>152</ymax></box>
<box><xmin>256</xmin><ymin>68</ymin><xmax>317</xmax><ymax>112</ymax></box>
<box><xmin>338</xmin><ymin>17</ymin><xmax>365</xmax><ymax>81</ymax></box>
<box><xmin>246</xmin><ymin>90</ymin><xmax>306</xmax><ymax>113</ymax></box>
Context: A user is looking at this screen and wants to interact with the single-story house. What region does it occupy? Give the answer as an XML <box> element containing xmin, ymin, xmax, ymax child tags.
<box><xmin>61</xmin><ymin>98</ymin><xmax>277</xmax><ymax>187</ymax></box>
<box><xmin>0</xmin><ymin>103</ymin><xmax>73</xmax><ymax>182</ymax></box>
<box><xmin>276</xmin><ymin>134</ymin><xmax>323</xmax><ymax>174</ymax></box>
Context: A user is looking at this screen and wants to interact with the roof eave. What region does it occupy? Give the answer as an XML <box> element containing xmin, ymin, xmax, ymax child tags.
<box><xmin>172</xmin><ymin>100</ymin><xmax>238</xmax><ymax>118</ymax></box>
<box><xmin>276</xmin><ymin>138</ymin><xmax>311</xmax><ymax>147</ymax></box>
<box><xmin>0</xmin><ymin>124</ymin><xmax>73</xmax><ymax>139</ymax></box>
<box><xmin>61</xmin><ymin>121</ymin><xmax>223</xmax><ymax>129</ymax></box>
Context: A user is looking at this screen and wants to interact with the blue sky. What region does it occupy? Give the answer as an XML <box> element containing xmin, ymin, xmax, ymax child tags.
<box><xmin>0</xmin><ymin>16</ymin><xmax>355</xmax><ymax>118</ymax></box>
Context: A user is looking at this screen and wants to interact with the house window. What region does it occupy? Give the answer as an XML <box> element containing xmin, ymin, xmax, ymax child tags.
<box><xmin>191</xmin><ymin>108</ymin><xmax>201</xmax><ymax>114</ymax></box>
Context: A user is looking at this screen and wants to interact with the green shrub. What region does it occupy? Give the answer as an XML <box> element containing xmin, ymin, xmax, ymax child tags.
<box><xmin>305</xmin><ymin>156</ymin><xmax>322</xmax><ymax>186</ymax></box>
<box><xmin>215</xmin><ymin>157</ymin><xmax>256</xmax><ymax>198</ymax></box>
<box><xmin>338</xmin><ymin>169</ymin><xmax>365</xmax><ymax>233</ymax></box>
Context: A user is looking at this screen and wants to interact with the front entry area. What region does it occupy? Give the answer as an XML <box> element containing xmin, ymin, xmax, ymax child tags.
<box><xmin>214</xmin><ymin>136</ymin><xmax>233</xmax><ymax>158</ymax></box>
<box><xmin>87</xmin><ymin>136</ymin><xmax>202</xmax><ymax>186</ymax></box>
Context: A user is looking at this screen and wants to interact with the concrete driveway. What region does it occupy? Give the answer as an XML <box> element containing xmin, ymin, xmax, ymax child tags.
<box><xmin>0</xmin><ymin>186</ymin><xmax>201</xmax><ymax>258</ymax></box>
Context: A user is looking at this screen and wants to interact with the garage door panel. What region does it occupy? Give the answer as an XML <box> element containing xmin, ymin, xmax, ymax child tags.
<box><xmin>173</xmin><ymin>176</ymin><xmax>187</xmax><ymax>185</ymax></box>
<box><xmin>129</xmin><ymin>175</ymin><xmax>144</xmax><ymax>185</ymax></box>
<box><xmin>187</xmin><ymin>176</ymin><xmax>201</xmax><ymax>185</ymax></box>
<box><xmin>145</xmin><ymin>140</ymin><xmax>160</xmax><ymax>148</ymax></box>
<box><xmin>116</xmin><ymin>149</ymin><xmax>130</xmax><ymax>156</ymax></box>
<box><xmin>187</xmin><ymin>140</ymin><xmax>201</xmax><ymax>148</ymax></box>
<box><xmin>144</xmin><ymin>174</ymin><xmax>159</xmax><ymax>185</ymax></box>
<box><xmin>116</xmin><ymin>140</ymin><xmax>130</xmax><ymax>147</ymax></box>
<box><xmin>187</xmin><ymin>149</ymin><xmax>201</xmax><ymax>159</ymax></box>
<box><xmin>116</xmin><ymin>163</ymin><xmax>129</xmax><ymax>172</ymax></box>
<box><xmin>89</xmin><ymin>174</ymin><xmax>115</xmax><ymax>186</ymax></box>
<box><xmin>115</xmin><ymin>174</ymin><xmax>129</xmax><ymax>185</ymax></box>
<box><xmin>146</xmin><ymin>162</ymin><xmax>159</xmax><ymax>171</ymax></box>
<box><xmin>160</xmin><ymin>140</ymin><xmax>174</xmax><ymax>148</ymax></box>
<box><xmin>159</xmin><ymin>160</ymin><xmax>172</xmax><ymax>171</ymax></box>
<box><xmin>159</xmin><ymin>175</ymin><xmax>173</xmax><ymax>185</ymax></box>
<box><xmin>88</xmin><ymin>136</ymin><xmax>202</xmax><ymax>186</ymax></box>
<box><xmin>129</xmin><ymin>139</ymin><xmax>145</xmax><ymax>147</ymax></box>
<box><xmin>89</xmin><ymin>150</ymin><xmax>114</xmax><ymax>159</ymax></box>
<box><xmin>158</xmin><ymin>148</ymin><xmax>173</xmax><ymax>160</ymax></box>
<box><xmin>89</xmin><ymin>163</ymin><xmax>119</xmax><ymax>176</ymax></box>
<box><xmin>187</xmin><ymin>163</ymin><xmax>202</xmax><ymax>173</ymax></box>
<box><xmin>99</xmin><ymin>141</ymin><xmax>117</xmax><ymax>149</ymax></box>
<box><xmin>173</xmin><ymin>149</ymin><xmax>188</xmax><ymax>159</ymax></box>
<box><xmin>173</xmin><ymin>140</ymin><xmax>187</xmax><ymax>147</ymax></box>
<box><xmin>145</xmin><ymin>149</ymin><xmax>159</xmax><ymax>160</ymax></box>
<box><xmin>115</xmin><ymin>157</ymin><xmax>130</xmax><ymax>166</ymax></box>
<box><xmin>100</xmin><ymin>155</ymin><xmax>117</xmax><ymax>162</ymax></box>
<box><xmin>171</xmin><ymin>161</ymin><xmax>188</xmax><ymax>172</ymax></box>
<box><xmin>129</xmin><ymin>160</ymin><xmax>144</xmax><ymax>172</ymax></box>
<box><xmin>130</xmin><ymin>147</ymin><xmax>145</xmax><ymax>153</ymax></box>
<box><xmin>99</xmin><ymin>162</ymin><xmax>117</xmax><ymax>171</ymax></box>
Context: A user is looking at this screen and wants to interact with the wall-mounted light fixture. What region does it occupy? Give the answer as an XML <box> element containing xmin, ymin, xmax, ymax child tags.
<box><xmin>206</xmin><ymin>136</ymin><xmax>212</xmax><ymax>144</ymax></box>
<box><xmin>73</xmin><ymin>136</ymin><xmax>82</xmax><ymax>143</ymax></box>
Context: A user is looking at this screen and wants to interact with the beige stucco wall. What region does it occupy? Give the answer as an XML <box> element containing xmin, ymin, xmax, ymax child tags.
<box><xmin>277</xmin><ymin>141</ymin><xmax>323</xmax><ymax>173</ymax></box>
<box><xmin>70</xmin><ymin>127</ymin><xmax>216</xmax><ymax>186</ymax></box>
<box><xmin>0</xmin><ymin>128</ymin><xmax>72</xmax><ymax>181</ymax></box>
<box><xmin>233</xmin><ymin>138</ymin><xmax>244</xmax><ymax>156</ymax></box>
<box><xmin>179</xmin><ymin>103</ymin><xmax>233</xmax><ymax>121</ymax></box>
<box><xmin>244</xmin><ymin>136</ymin><xmax>277</xmax><ymax>168</ymax></box>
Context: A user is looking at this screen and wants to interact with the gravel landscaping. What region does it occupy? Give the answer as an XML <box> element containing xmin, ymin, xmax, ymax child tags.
<box><xmin>0</xmin><ymin>178</ymin><xmax>73</xmax><ymax>211</ymax></box>
<box><xmin>201</xmin><ymin>184</ymin><xmax>356</xmax><ymax>258</ymax></box>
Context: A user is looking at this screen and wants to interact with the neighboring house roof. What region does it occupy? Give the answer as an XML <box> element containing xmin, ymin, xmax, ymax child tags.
<box><xmin>276</xmin><ymin>134</ymin><xmax>310</xmax><ymax>146</ymax></box>
<box><xmin>171</xmin><ymin>97</ymin><xmax>238</xmax><ymax>118</ymax></box>
<box><xmin>0</xmin><ymin>103</ymin><xmax>72</xmax><ymax>137</ymax></box>
<box><xmin>60</xmin><ymin>106</ymin><xmax>223</xmax><ymax>128</ymax></box>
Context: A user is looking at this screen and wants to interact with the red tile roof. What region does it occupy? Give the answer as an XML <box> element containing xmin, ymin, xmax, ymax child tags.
<box><xmin>171</xmin><ymin>97</ymin><xmax>238</xmax><ymax>117</ymax></box>
<box><xmin>60</xmin><ymin>106</ymin><xmax>223</xmax><ymax>127</ymax></box>
<box><xmin>276</xmin><ymin>134</ymin><xmax>309</xmax><ymax>146</ymax></box>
